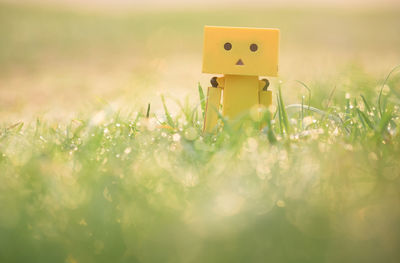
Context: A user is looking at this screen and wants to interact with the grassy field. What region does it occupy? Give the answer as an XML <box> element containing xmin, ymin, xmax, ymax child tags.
<box><xmin>1</xmin><ymin>2</ymin><xmax>400</xmax><ymax>263</ymax></box>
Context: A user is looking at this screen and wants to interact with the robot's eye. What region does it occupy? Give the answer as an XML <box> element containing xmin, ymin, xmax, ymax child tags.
<box><xmin>224</xmin><ymin>42</ymin><xmax>232</xmax><ymax>51</ymax></box>
<box><xmin>250</xmin><ymin>43</ymin><xmax>258</xmax><ymax>52</ymax></box>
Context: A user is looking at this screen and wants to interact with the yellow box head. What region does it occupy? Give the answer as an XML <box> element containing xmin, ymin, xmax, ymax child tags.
<box><xmin>202</xmin><ymin>26</ymin><xmax>279</xmax><ymax>77</ymax></box>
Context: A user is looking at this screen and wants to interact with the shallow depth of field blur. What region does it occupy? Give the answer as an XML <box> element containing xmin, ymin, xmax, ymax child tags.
<box><xmin>1</xmin><ymin>0</ymin><xmax>400</xmax><ymax>262</ymax></box>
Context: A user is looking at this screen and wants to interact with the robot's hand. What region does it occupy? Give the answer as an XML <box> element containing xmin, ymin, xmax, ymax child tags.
<box><xmin>261</xmin><ymin>78</ymin><xmax>270</xmax><ymax>91</ymax></box>
<box><xmin>210</xmin><ymin>76</ymin><xmax>225</xmax><ymax>88</ymax></box>
<box><xmin>210</xmin><ymin>77</ymin><xmax>218</xmax><ymax>88</ymax></box>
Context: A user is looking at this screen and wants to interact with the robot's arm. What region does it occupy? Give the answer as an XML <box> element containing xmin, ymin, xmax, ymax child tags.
<box><xmin>203</xmin><ymin>76</ymin><xmax>224</xmax><ymax>133</ymax></box>
<box><xmin>259</xmin><ymin>78</ymin><xmax>272</xmax><ymax>108</ymax></box>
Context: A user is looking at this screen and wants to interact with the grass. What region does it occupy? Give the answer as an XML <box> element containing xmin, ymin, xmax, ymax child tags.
<box><xmin>1</xmin><ymin>2</ymin><xmax>400</xmax><ymax>262</ymax></box>
<box><xmin>1</xmin><ymin>67</ymin><xmax>400</xmax><ymax>262</ymax></box>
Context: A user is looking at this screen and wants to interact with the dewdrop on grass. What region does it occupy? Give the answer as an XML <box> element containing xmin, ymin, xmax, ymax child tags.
<box><xmin>184</xmin><ymin>127</ymin><xmax>198</xmax><ymax>141</ymax></box>
<box><xmin>90</xmin><ymin>111</ymin><xmax>105</xmax><ymax>125</ymax></box>
<box><xmin>303</xmin><ymin>116</ymin><xmax>314</xmax><ymax>127</ymax></box>
<box><xmin>276</xmin><ymin>200</ymin><xmax>286</xmax><ymax>207</ymax></box>
<box><xmin>172</xmin><ymin>133</ymin><xmax>181</xmax><ymax>142</ymax></box>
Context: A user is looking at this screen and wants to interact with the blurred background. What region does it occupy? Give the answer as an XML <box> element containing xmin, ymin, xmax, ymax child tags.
<box><xmin>0</xmin><ymin>0</ymin><xmax>399</xmax><ymax>122</ymax></box>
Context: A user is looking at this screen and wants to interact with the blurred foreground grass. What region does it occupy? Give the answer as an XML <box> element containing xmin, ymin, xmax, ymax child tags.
<box><xmin>1</xmin><ymin>68</ymin><xmax>400</xmax><ymax>262</ymax></box>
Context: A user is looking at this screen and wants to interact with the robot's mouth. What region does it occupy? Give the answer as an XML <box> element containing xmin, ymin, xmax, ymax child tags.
<box><xmin>236</xmin><ymin>59</ymin><xmax>244</xmax><ymax>66</ymax></box>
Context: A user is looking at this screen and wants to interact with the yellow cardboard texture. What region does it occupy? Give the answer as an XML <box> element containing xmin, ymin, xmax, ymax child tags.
<box><xmin>203</xmin><ymin>86</ymin><xmax>222</xmax><ymax>133</ymax></box>
<box><xmin>259</xmin><ymin>90</ymin><xmax>272</xmax><ymax>108</ymax></box>
<box><xmin>202</xmin><ymin>26</ymin><xmax>279</xmax><ymax>132</ymax></box>
<box><xmin>202</xmin><ymin>26</ymin><xmax>279</xmax><ymax>76</ymax></box>
<box><xmin>223</xmin><ymin>75</ymin><xmax>259</xmax><ymax>118</ymax></box>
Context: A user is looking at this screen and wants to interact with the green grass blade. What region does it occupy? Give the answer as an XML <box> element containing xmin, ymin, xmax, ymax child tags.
<box><xmin>357</xmin><ymin>109</ymin><xmax>374</xmax><ymax>130</ymax></box>
<box><xmin>276</xmin><ymin>94</ymin><xmax>284</xmax><ymax>135</ymax></box>
<box><xmin>295</xmin><ymin>80</ymin><xmax>311</xmax><ymax>109</ymax></box>
<box><xmin>278</xmin><ymin>85</ymin><xmax>291</xmax><ymax>135</ymax></box>
<box><xmin>198</xmin><ymin>83</ymin><xmax>206</xmax><ymax>119</ymax></box>
<box><xmin>377</xmin><ymin>107</ymin><xmax>393</xmax><ymax>134</ymax></box>
<box><xmin>360</xmin><ymin>95</ymin><xmax>372</xmax><ymax>113</ymax></box>
<box><xmin>378</xmin><ymin>64</ymin><xmax>400</xmax><ymax>117</ymax></box>
<box><xmin>262</xmin><ymin>110</ymin><xmax>277</xmax><ymax>143</ymax></box>
<box><xmin>326</xmin><ymin>85</ymin><xmax>337</xmax><ymax>109</ymax></box>
<box><xmin>161</xmin><ymin>95</ymin><xmax>175</xmax><ymax>128</ymax></box>
<box><xmin>146</xmin><ymin>103</ymin><xmax>151</xmax><ymax>118</ymax></box>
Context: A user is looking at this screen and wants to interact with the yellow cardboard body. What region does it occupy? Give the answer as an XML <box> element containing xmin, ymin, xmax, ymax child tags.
<box><xmin>259</xmin><ymin>90</ymin><xmax>272</xmax><ymax>107</ymax></box>
<box><xmin>223</xmin><ymin>75</ymin><xmax>259</xmax><ymax>118</ymax></box>
<box><xmin>203</xmin><ymin>86</ymin><xmax>222</xmax><ymax>133</ymax></box>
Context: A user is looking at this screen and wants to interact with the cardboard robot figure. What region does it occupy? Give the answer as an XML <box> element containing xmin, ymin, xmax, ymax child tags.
<box><xmin>202</xmin><ymin>26</ymin><xmax>280</xmax><ymax>132</ymax></box>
